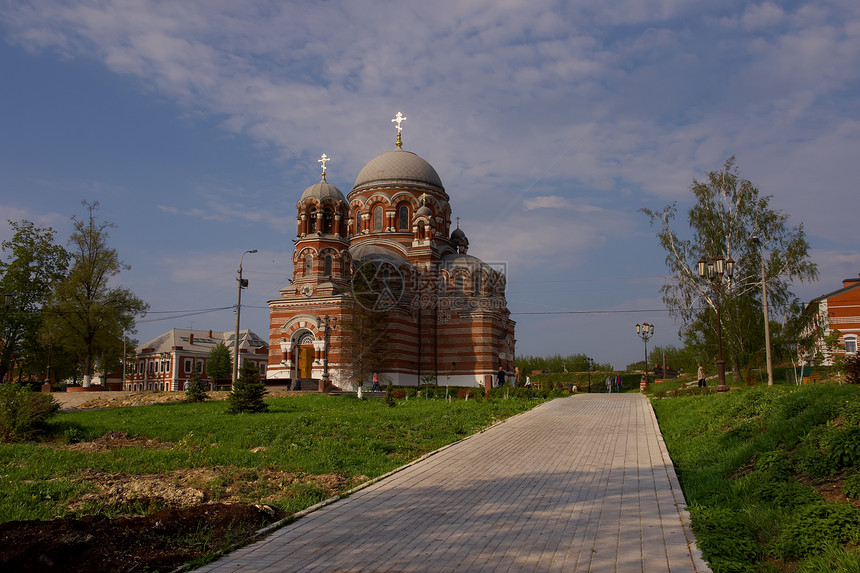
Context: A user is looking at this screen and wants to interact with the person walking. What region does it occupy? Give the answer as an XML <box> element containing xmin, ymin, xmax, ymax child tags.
<box><xmin>697</xmin><ymin>363</ymin><xmax>706</xmax><ymax>388</ymax></box>
<box><xmin>605</xmin><ymin>376</ymin><xmax>612</xmax><ymax>393</ymax></box>
<box><xmin>514</xmin><ymin>367</ymin><xmax>521</xmax><ymax>387</ymax></box>
<box><xmin>615</xmin><ymin>373</ymin><xmax>622</xmax><ymax>393</ymax></box>
<box><xmin>496</xmin><ymin>366</ymin><xmax>506</xmax><ymax>388</ymax></box>
<box><xmin>371</xmin><ymin>372</ymin><xmax>381</xmax><ymax>391</ymax></box>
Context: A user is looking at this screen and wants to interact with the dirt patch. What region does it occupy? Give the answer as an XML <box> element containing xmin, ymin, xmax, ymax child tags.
<box><xmin>800</xmin><ymin>473</ymin><xmax>860</xmax><ymax>509</ymax></box>
<box><xmin>62</xmin><ymin>431</ymin><xmax>173</xmax><ymax>452</ymax></box>
<box><xmin>1</xmin><ymin>465</ymin><xmax>364</xmax><ymax>572</ymax></box>
<box><xmin>0</xmin><ymin>503</ymin><xmax>285</xmax><ymax>573</ymax></box>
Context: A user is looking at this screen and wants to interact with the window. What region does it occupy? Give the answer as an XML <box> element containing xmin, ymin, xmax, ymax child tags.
<box><xmin>323</xmin><ymin>208</ymin><xmax>333</xmax><ymax>234</ymax></box>
<box><xmin>373</xmin><ymin>205</ymin><xmax>383</xmax><ymax>232</ymax></box>
<box><xmin>324</xmin><ymin>255</ymin><xmax>333</xmax><ymax>275</ymax></box>
<box><xmin>399</xmin><ymin>204</ymin><xmax>409</xmax><ymax>231</ymax></box>
<box><xmin>355</xmin><ymin>210</ymin><xmax>361</xmax><ymax>233</ymax></box>
<box><xmin>197</xmin><ymin>360</ymin><xmax>205</xmax><ymax>373</ymax></box>
<box><xmin>308</xmin><ymin>207</ymin><xmax>317</xmax><ymax>233</ymax></box>
<box><xmin>474</xmin><ymin>273</ymin><xmax>482</xmax><ymax>295</ymax></box>
<box><xmin>184</xmin><ymin>359</ymin><xmax>192</xmax><ymax>373</ymax></box>
<box><xmin>304</xmin><ymin>254</ymin><xmax>313</xmax><ymax>276</ymax></box>
<box><xmin>259</xmin><ymin>362</ymin><xmax>267</xmax><ymax>376</ymax></box>
<box><xmin>846</xmin><ymin>335</ymin><xmax>858</xmax><ymax>354</ymax></box>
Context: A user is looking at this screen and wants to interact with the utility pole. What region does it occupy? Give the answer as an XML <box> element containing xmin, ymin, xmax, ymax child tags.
<box><xmin>233</xmin><ymin>249</ymin><xmax>257</xmax><ymax>387</ymax></box>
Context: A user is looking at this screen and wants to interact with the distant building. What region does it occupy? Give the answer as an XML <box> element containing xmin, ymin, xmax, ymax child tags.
<box><xmin>267</xmin><ymin>115</ymin><xmax>516</xmax><ymax>389</ymax></box>
<box><xmin>804</xmin><ymin>274</ymin><xmax>860</xmax><ymax>365</ymax></box>
<box><xmin>129</xmin><ymin>328</ymin><xmax>268</xmax><ymax>391</ymax></box>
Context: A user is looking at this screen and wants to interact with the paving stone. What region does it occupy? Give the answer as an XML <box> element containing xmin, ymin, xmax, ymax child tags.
<box><xmin>197</xmin><ymin>394</ymin><xmax>709</xmax><ymax>572</ymax></box>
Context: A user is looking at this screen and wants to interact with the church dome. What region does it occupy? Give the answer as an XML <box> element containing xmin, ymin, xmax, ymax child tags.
<box><xmin>353</xmin><ymin>148</ymin><xmax>444</xmax><ymax>191</ymax></box>
<box><xmin>300</xmin><ymin>178</ymin><xmax>346</xmax><ymax>203</ymax></box>
<box><xmin>450</xmin><ymin>227</ymin><xmax>466</xmax><ymax>240</ymax></box>
<box><xmin>416</xmin><ymin>204</ymin><xmax>432</xmax><ymax>217</ymax></box>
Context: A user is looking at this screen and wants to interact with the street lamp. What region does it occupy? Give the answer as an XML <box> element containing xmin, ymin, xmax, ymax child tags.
<box><xmin>635</xmin><ymin>323</ymin><xmax>654</xmax><ymax>386</ymax></box>
<box><xmin>586</xmin><ymin>356</ymin><xmax>594</xmax><ymax>393</ymax></box>
<box><xmin>751</xmin><ymin>237</ymin><xmax>774</xmax><ymax>386</ymax></box>
<box><xmin>233</xmin><ymin>249</ymin><xmax>258</xmax><ymax>387</ymax></box>
<box><xmin>321</xmin><ymin>315</ymin><xmax>337</xmax><ymax>381</ymax></box>
<box><xmin>697</xmin><ymin>255</ymin><xmax>734</xmax><ymax>392</ymax></box>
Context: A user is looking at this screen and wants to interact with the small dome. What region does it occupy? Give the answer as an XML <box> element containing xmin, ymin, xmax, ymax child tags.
<box><xmin>416</xmin><ymin>204</ymin><xmax>432</xmax><ymax>217</ymax></box>
<box><xmin>451</xmin><ymin>227</ymin><xmax>466</xmax><ymax>240</ymax></box>
<box><xmin>300</xmin><ymin>179</ymin><xmax>346</xmax><ymax>203</ymax></box>
<box><xmin>354</xmin><ymin>148</ymin><xmax>444</xmax><ymax>191</ymax></box>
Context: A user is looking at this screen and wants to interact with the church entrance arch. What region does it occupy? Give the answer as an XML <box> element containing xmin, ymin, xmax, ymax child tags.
<box><xmin>295</xmin><ymin>331</ymin><xmax>316</xmax><ymax>379</ymax></box>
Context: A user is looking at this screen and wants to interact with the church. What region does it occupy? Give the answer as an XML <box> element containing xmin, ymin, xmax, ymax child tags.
<box><xmin>266</xmin><ymin>114</ymin><xmax>515</xmax><ymax>389</ymax></box>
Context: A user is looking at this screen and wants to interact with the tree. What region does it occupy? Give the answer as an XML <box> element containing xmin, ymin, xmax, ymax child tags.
<box><xmin>185</xmin><ymin>362</ymin><xmax>208</xmax><ymax>403</ymax></box>
<box><xmin>207</xmin><ymin>342</ymin><xmax>232</xmax><ymax>381</ymax></box>
<box><xmin>227</xmin><ymin>360</ymin><xmax>268</xmax><ymax>414</ymax></box>
<box><xmin>338</xmin><ymin>261</ymin><xmax>392</xmax><ymax>389</ymax></box>
<box><xmin>0</xmin><ymin>220</ymin><xmax>70</xmax><ymax>383</ymax></box>
<box><xmin>42</xmin><ymin>202</ymin><xmax>148</xmax><ymax>386</ymax></box>
<box><xmin>642</xmin><ymin>157</ymin><xmax>818</xmax><ymax>381</ymax></box>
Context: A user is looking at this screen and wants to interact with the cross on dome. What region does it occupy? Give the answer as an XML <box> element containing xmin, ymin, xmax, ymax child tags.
<box><xmin>318</xmin><ymin>153</ymin><xmax>330</xmax><ymax>179</ymax></box>
<box><xmin>392</xmin><ymin>112</ymin><xmax>407</xmax><ymax>148</ymax></box>
<box><xmin>456</xmin><ymin>216</ymin><xmax>461</xmax><ymax>229</ymax></box>
<box><xmin>420</xmin><ymin>193</ymin><xmax>427</xmax><ymax>206</ymax></box>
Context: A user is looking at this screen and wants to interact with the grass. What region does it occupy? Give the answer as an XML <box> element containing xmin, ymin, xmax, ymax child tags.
<box><xmin>652</xmin><ymin>382</ymin><xmax>860</xmax><ymax>572</ymax></box>
<box><xmin>0</xmin><ymin>391</ymin><xmax>552</xmax><ymax>523</ymax></box>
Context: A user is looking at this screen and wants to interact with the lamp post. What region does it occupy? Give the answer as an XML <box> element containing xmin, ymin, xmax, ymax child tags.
<box><xmin>751</xmin><ymin>237</ymin><xmax>774</xmax><ymax>386</ymax></box>
<box><xmin>321</xmin><ymin>315</ymin><xmax>337</xmax><ymax>380</ymax></box>
<box><xmin>586</xmin><ymin>356</ymin><xmax>594</xmax><ymax>393</ymax></box>
<box><xmin>635</xmin><ymin>323</ymin><xmax>654</xmax><ymax>386</ymax></box>
<box><xmin>233</xmin><ymin>249</ymin><xmax>257</xmax><ymax>387</ymax></box>
<box><xmin>697</xmin><ymin>255</ymin><xmax>734</xmax><ymax>392</ymax></box>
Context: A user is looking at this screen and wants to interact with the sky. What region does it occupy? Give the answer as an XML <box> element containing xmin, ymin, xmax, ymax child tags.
<box><xmin>1</xmin><ymin>0</ymin><xmax>858</xmax><ymax>371</ymax></box>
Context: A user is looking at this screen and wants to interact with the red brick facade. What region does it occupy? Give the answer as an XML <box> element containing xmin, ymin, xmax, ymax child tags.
<box><xmin>268</xmin><ymin>129</ymin><xmax>515</xmax><ymax>389</ymax></box>
<box><xmin>804</xmin><ymin>274</ymin><xmax>860</xmax><ymax>364</ymax></box>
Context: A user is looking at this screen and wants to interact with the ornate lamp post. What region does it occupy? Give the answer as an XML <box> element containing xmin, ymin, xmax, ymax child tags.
<box><xmin>635</xmin><ymin>323</ymin><xmax>654</xmax><ymax>386</ymax></box>
<box><xmin>697</xmin><ymin>255</ymin><xmax>734</xmax><ymax>392</ymax></box>
<box><xmin>586</xmin><ymin>356</ymin><xmax>594</xmax><ymax>393</ymax></box>
<box><xmin>321</xmin><ymin>315</ymin><xmax>337</xmax><ymax>381</ymax></box>
<box><xmin>233</xmin><ymin>249</ymin><xmax>257</xmax><ymax>387</ymax></box>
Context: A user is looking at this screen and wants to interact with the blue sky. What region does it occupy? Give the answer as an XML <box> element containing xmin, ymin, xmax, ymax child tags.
<box><xmin>1</xmin><ymin>0</ymin><xmax>858</xmax><ymax>370</ymax></box>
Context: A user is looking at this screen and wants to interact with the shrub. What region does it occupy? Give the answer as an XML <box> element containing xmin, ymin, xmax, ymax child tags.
<box><xmin>0</xmin><ymin>382</ymin><xmax>60</xmax><ymax>442</ymax></box>
<box><xmin>226</xmin><ymin>362</ymin><xmax>269</xmax><ymax>414</ymax></box>
<box><xmin>457</xmin><ymin>388</ymin><xmax>474</xmax><ymax>399</ymax></box>
<box><xmin>828</xmin><ymin>428</ymin><xmax>860</xmax><ymax>470</ymax></box>
<box><xmin>771</xmin><ymin>502</ymin><xmax>860</xmax><ymax>560</ymax></box>
<box><xmin>185</xmin><ymin>364</ymin><xmax>208</xmax><ymax>403</ymax></box>
<box><xmin>691</xmin><ymin>506</ymin><xmax>760</xmax><ymax>570</ymax></box>
<box><xmin>844</xmin><ymin>354</ymin><xmax>860</xmax><ymax>384</ymax></box>
<box><xmin>384</xmin><ymin>383</ymin><xmax>396</xmax><ymax>408</ymax></box>
<box><xmin>843</xmin><ymin>473</ymin><xmax>860</xmax><ymax>499</ymax></box>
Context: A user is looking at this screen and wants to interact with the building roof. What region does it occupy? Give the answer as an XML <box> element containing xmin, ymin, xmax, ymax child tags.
<box><xmin>136</xmin><ymin>328</ymin><xmax>268</xmax><ymax>356</ymax></box>
<box><xmin>353</xmin><ymin>148</ymin><xmax>444</xmax><ymax>191</ymax></box>
<box><xmin>300</xmin><ymin>178</ymin><xmax>346</xmax><ymax>203</ymax></box>
<box><xmin>808</xmin><ymin>279</ymin><xmax>860</xmax><ymax>305</ymax></box>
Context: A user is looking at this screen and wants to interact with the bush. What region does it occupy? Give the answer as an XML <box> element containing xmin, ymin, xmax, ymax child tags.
<box><xmin>843</xmin><ymin>473</ymin><xmax>860</xmax><ymax>499</ymax></box>
<box><xmin>691</xmin><ymin>506</ymin><xmax>760</xmax><ymax>570</ymax></box>
<box><xmin>844</xmin><ymin>354</ymin><xmax>860</xmax><ymax>385</ymax></box>
<box><xmin>226</xmin><ymin>362</ymin><xmax>269</xmax><ymax>414</ymax></box>
<box><xmin>0</xmin><ymin>382</ymin><xmax>59</xmax><ymax>442</ymax></box>
<box><xmin>184</xmin><ymin>364</ymin><xmax>208</xmax><ymax>403</ymax></box>
<box><xmin>771</xmin><ymin>503</ymin><xmax>860</xmax><ymax>560</ymax></box>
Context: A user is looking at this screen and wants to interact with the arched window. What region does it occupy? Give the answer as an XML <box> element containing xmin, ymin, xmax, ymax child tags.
<box><xmin>373</xmin><ymin>205</ymin><xmax>383</xmax><ymax>232</ymax></box>
<box><xmin>355</xmin><ymin>210</ymin><xmax>362</xmax><ymax>233</ymax></box>
<box><xmin>455</xmin><ymin>274</ymin><xmax>463</xmax><ymax>292</ymax></box>
<box><xmin>304</xmin><ymin>254</ymin><xmax>313</xmax><ymax>276</ymax></box>
<box><xmin>308</xmin><ymin>207</ymin><xmax>317</xmax><ymax>233</ymax></box>
<box><xmin>474</xmin><ymin>273</ymin><xmax>482</xmax><ymax>295</ymax></box>
<box><xmin>399</xmin><ymin>204</ymin><xmax>409</xmax><ymax>230</ymax></box>
<box><xmin>322</xmin><ymin>208</ymin><xmax>333</xmax><ymax>234</ymax></box>
<box><xmin>324</xmin><ymin>255</ymin><xmax>332</xmax><ymax>276</ymax></box>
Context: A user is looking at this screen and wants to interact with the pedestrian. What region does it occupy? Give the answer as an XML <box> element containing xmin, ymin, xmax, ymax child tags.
<box><xmin>697</xmin><ymin>363</ymin><xmax>706</xmax><ymax>388</ymax></box>
<box><xmin>371</xmin><ymin>372</ymin><xmax>381</xmax><ymax>391</ymax></box>
<box><xmin>615</xmin><ymin>373</ymin><xmax>622</xmax><ymax>393</ymax></box>
<box><xmin>496</xmin><ymin>366</ymin><xmax>506</xmax><ymax>387</ymax></box>
<box><xmin>514</xmin><ymin>366</ymin><xmax>521</xmax><ymax>387</ymax></box>
<box><xmin>525</xmin><ymin>375</ymin><xmax>532</xmax><ymax>388</ymax></box>
<box><xmin>605</xmin><ymin>376</ymin><xmax>612</xmax><ymax>393</ymax></box>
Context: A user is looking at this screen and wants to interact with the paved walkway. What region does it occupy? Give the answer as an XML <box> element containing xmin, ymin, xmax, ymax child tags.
<box><xmin>197</xmin><ymin>394</ymin><xmax>708</xmax><ymax>572</ymax></box>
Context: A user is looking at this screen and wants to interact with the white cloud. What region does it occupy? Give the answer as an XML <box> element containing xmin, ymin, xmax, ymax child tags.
<box><xmin>741</xmin><ymin>3</ymin><xmax>785</xmax><ymax>30</ymax></box>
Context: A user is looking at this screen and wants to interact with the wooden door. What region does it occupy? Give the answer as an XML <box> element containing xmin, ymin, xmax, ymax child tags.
<box><xmin>298</xmin><ymin>346</ymin><xmax>313</xmax><ymax>378</ymax></box>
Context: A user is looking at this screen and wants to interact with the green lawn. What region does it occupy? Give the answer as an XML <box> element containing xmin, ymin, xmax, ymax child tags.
<box><xmin>653</xmin><ymin>383</ymin><xmax>860</xmax><ymax>572</ymax></box>
<box><xmin>0</xmin><ymin>392</ymin><xmax>550</xmax><ymax>523</ymax></box>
